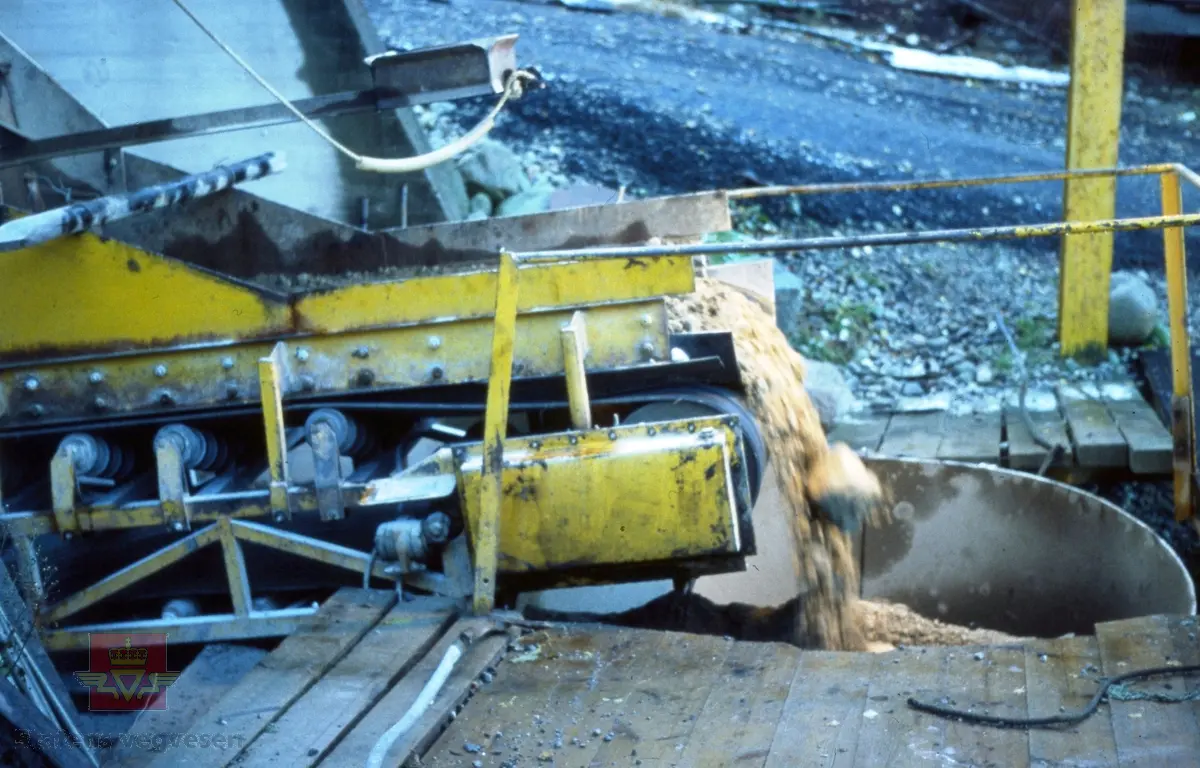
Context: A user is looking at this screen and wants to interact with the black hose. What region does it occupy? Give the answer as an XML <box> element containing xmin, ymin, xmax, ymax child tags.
<box><xmin>907</xmin><ymin>663</ymin><xmax>1200</xmax><ymax>729</ymax></box>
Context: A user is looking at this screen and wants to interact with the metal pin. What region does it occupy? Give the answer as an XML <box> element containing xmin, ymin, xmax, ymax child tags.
<box><xmin>428</xmin><ymin>336</ymin><xmax>442</xmax><ymax>350</ymax></box>
<box><xmin>88</xmin><ymin>371</ymin><xmax>104</xmax><ymax>385</ymax></box>
<box><xmin>23</xmin><ymin>377</ymin><xmax>38</xmax><ymax>392</ymax></box>
<box><xmin>221</xmin><ymin>356</ymin><xmax>235</xmax><ymax>370</ymax></box>
<box><xmin>154</xmin><ymin>364</ymin><xmax>168</xmax><ymax>378</ymax></box>
<box><xmin>296</xmin><ymin>348</ymin><xmax>310</xmax><ymax>362</ymax></box>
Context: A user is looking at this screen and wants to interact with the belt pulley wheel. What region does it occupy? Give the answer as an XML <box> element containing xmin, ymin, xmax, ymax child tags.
<box><xmin>621</xmin><ymin>385</ymin><xmax>767</xmax><ymax>506</ymax></box>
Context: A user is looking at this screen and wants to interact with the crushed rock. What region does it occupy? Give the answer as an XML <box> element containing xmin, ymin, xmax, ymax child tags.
<box><xmin>667</xmin><ymin>277</ymin><xmax>886</xmax><ymax>651</ymax></box>
<box><xmin>858</xmin><ymin>598</ymin><xmax>1023</xmax><ymax>648</ymax></box>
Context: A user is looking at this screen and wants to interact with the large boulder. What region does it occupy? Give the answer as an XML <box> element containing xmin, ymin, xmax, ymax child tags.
<box><xmin>802</xmin><ymin>358</ymin><xmax>857</xmax><ymax>431</ymax></box>
<box><xmin>457</xmin><ymin>139</ymin><xmax>531</xmax><ymax>201</ymax></box>
<box><xmin>1108</xmin><ymin>271</ymin><xmax>1159</xmax><ymax>347</ymax></box>
<box><xmin>497</xmin><ymin>182</ymin><xmax>555</xmax><ymax>217</ymax></box>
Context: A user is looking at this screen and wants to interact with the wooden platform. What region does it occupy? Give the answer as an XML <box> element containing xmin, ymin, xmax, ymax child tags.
<box><xmin>86</xmin><ymin>588</ymin><xmax>1200</xmax><ymax>768</ymax></box>
<box><xmin>830</xmin><ymin>381</ymin><xmax>1174</xmax><ymax>475</ymax></box>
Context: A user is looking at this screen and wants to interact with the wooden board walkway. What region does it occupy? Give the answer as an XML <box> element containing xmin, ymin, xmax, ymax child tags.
<box><xmin>81</xmin><ymin>587</ymin><xmax>1200</xmax><ymax>768</ymax></box>
<box><xmin>829</xmin><ymin>381</ymin><xmax>1174</xmax><ymax>475</ymax></box>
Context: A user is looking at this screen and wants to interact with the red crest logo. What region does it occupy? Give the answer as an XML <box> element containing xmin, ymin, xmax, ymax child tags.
<box><xmin>74</xmin><ymin>633</ymin><xmax>179</xmax><ymax>711</ymax></box>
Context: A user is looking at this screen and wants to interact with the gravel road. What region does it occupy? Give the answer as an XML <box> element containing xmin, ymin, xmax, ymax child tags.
<box><xmin>369</xmin><ymin>0</ymin><xmax>1200</xmax><ymax>269</ymax></box>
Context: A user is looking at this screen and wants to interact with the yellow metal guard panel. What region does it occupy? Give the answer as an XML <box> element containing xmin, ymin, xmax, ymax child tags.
<box><xmin>1</xmin><ymin>302</ymin><xmax>668</xmax><ymax>425</ymax></box>
<box><xmin>2</xmin><ymin>228</ymin><xmax>693</xmax><ymax>360</ymax></box>
<box><xmin>1</xmin><ymin>232</ymin><xmax>292</xmax><ymax>357</ymax></box>
<box><xmin>458</xmin><ymin>421</ymin><xmax>741</xmax><ymax>573</ymax></box>
<box><xmin>293</xmin><ymin>256</ymin><xmax>695</xmax><ymax>333</ymax></box>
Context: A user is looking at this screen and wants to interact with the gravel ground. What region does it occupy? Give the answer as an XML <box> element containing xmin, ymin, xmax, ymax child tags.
<box><xmin>370</xmin><ymin>0</ymin><xmax>1200</xmax><ymax>575</ymax></box>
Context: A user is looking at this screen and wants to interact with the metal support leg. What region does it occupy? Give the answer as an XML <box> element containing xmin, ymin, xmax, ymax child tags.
<box><xmin>561</xmin><ymin>311</ymin><xmax>592</xmax><ymax>430</ymax></box>
<box><xmin>1059</xmin><ymin>0</ymin><xmax>1126</xmax><ymax>361</ymax></box>
<box><xmin>1162</xmin><ymin>171</ymin><xmax>1196</xmax><ymax>522</ymax></box>
<box><xmin>218</xmin><ymin>517</ymin><xmax>252</xmax><ymax>617</ymax></box>
<box><xmin>474</xmin><ymin>251</ymin><xmax>519</xmax><ymax>615</ymax></box>
<box><xmin>258</xmin><ymin>342</ymin><xmax>293</xmax><ymax>521</ymax></box>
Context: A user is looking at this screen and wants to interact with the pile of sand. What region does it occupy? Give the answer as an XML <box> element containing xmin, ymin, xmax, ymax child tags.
<box><xmin>667</xmin><ymin>277</ymin><xmax>886</xmax><ymax>651</ymax></box>
<box><xmin>858</xmin><ymin>599</ymin><xmax>1023</xmax><ymax>649</ymax></box>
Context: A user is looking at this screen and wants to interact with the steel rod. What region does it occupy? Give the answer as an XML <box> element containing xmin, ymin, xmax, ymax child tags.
<box><xmin>0</xmin><ymin>153</ymin><xmax>285</xmax><ymax>251</ymax></box>
<box><xmin>726</xmin><ymin>164</ymin><xmax>1174</xmax><ymax>199</ymax></box>
<box><xmin>0</xmin><ymin>92</ymin><xmax>370</xmax><ymax>170</ymax></box>
<box><xmin>514</xmin><ymin>211</ymin><xmax>1200</xmax><ymax>262</ymax></box>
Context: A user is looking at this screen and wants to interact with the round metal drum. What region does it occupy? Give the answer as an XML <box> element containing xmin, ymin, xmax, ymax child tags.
<box><xmin>861</xmin><ymin>457</ymin><xmax>1197</xmax><ymax>637</ymax></box>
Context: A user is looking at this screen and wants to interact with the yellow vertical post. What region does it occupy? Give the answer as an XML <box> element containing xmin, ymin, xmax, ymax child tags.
<box><xmin>258</xmin><ymin>342</ymin><xmax>292</xmax><ymax>521</ymax></box>
<box><xmin>1059</xmin><ymin>0</ymin><xmax>1126</xmax><ymax>362</ymax></box>
<box><xmin>561</xmin><ymin>311</ymin><xmax>592</xmax><ymax>430</ymax></box>
<box><xmin>1161</xmin><ymin>171</ymin><xmax>1195</xmax><ymax>521</ymax></box>
<box><xmin>474</xmin><ymin>251</ymin><xmax>519</xmax><ymax>615</ymax></box>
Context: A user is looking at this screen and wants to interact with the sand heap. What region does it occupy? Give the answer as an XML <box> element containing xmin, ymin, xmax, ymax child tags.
<box><xmin>667</xmin><ymin>277</ymin><xmax>887</xmax><ymax>651</ymax></box>
<box><xmin>859</xmin><ymin>599</ymin><xmax>1023</xmax><ymax>649</ymax></box>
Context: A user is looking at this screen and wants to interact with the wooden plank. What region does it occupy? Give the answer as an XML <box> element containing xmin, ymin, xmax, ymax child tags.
<box><xmin>1025</xmin><ymin>636</ymin><xmax>1119</xmax><ymax>766</ymax></box>
<box><xmin>1100</xmin><ymin>381</ymin><xmax>1173</xmax><ymax>474</ymax></box>
<box><xmin>764</xmin><ymin>650</ymin><xmax>875</xmax><ymax>767</ymax></box>
<box><xmin>1096</xmin><ymin>614</ymin><xmax>1200</xmax><ymax>764</ymax></box>
<box><xmin>937</xmin><ymin>410</ymin><xmax>1003</xmax><ymax>463</ymax></box>
<box><xmin>677</xmin><ymin>639</ymin><xmax>781</xmax><ymax>767</ymax></box>
<box><xmin>420</xmin><ymin>626</ymin><xmax>661</xmax><ymax>768</ymax></box>
<box><xmin>728</xmin><ymin>643</ymin><xmax>801</xmax><ymax>765</ymax></box>
<box><xmin>232</xmin><ymin>597</ymin><xmax>457</xmax><ymax>767</ymax></box>
<box><xmin>1004</xmin><ymin>389</ymin><xmax>1073</xmax><ymax>470</ymax></box>
<box><xmin>828</xmin><ymin>415</ymin><xmax>892</xmax><ymax>453</ymax></box>
<box><xmin>572</xmin><ymin>630</ymin><xmax>694</xmax><ymax>768</ymax></box>
<box><xmin>1166</xmin><ymin>615</ymin><xmax>1200</xmax><ymax>735</ymax></box>
<box><xmin>594</xmin><ymin>632</ymin><xmax>733</xmax><ymax>766</ymax></box>
<box><xmin>851</xmin><ymin>646</ymin><xmax>947</xmax><ymax>768</ymax></box>
<box><xmin>876</xmin><ymin>412</ymin><xmax>945</xmax><ymax>459</ymax></box>
<box><xmin>936</xmin><ymin>645</ymin><xmax>1031</xmax><ymax>768</ymax></box>
<box><xmin>1058</xmin><ymin>384</ymin><xmax>1128</xmax><ymax>467</ymax></box>
<box><xmin>152</xmin><ymin>587</ymin><xmax>395</xmax><ymax>768</ymax></box>
<box><xmin>322</xmin><ymin>617</ymin><xmax>508</xmax><ymax>767</ymax></box>
<box><xmin>111</xmin><ymin>644</ymin><xmax>268</xmax><ymax>768</ymax></box>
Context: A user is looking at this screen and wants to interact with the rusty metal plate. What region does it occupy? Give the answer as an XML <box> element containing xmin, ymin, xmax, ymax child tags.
<box><xmin>861</xmin><ymin>457</ymin><xmax>1197</xmax><ymax>637</ymax></box>
<box><xmin>385</xmin><ymin>191</ymin><xmax>733</xmax><ymax>255</ymax></box>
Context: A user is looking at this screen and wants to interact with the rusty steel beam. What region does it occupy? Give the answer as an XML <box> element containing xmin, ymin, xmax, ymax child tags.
<box><xmin>386</xmin><ymin>191</ymin><xmax>732</xmax><ymax>258</ymax></box>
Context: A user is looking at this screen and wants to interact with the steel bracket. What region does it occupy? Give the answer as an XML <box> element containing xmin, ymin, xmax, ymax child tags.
<box><xmin>154</xmin><ymin>435</ymin><xmax>191</xmax><ymax>532</ymax></box>
<box><xmin>37</xmin><ymin>516</ymin><xmax>396</xmax><ymax>650</ymax></box>
<box><xmin>49</xmin><ymin>448</ymin><xmax>80</xmax><ymax>537</ymax></box>
<box><xmin>309</xmin><ymin>419</ymin><xmax>346</xmax><ymax>522</ymax></box>
<box><xmin>258</xmin><ymin>342</ymin><xmax>294</xmax><ymax>522</ymax></box>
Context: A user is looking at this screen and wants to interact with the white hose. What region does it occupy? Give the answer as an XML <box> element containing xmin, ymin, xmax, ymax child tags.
<box><xmin>365</xmin><ymin>641</ymin><xmax>464</xmax><ymax>768</ymax></box>
<box><xmin>169</xmin><ymin>0</ymin><xmax>537</xmax><ymax>175</ymax></box>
